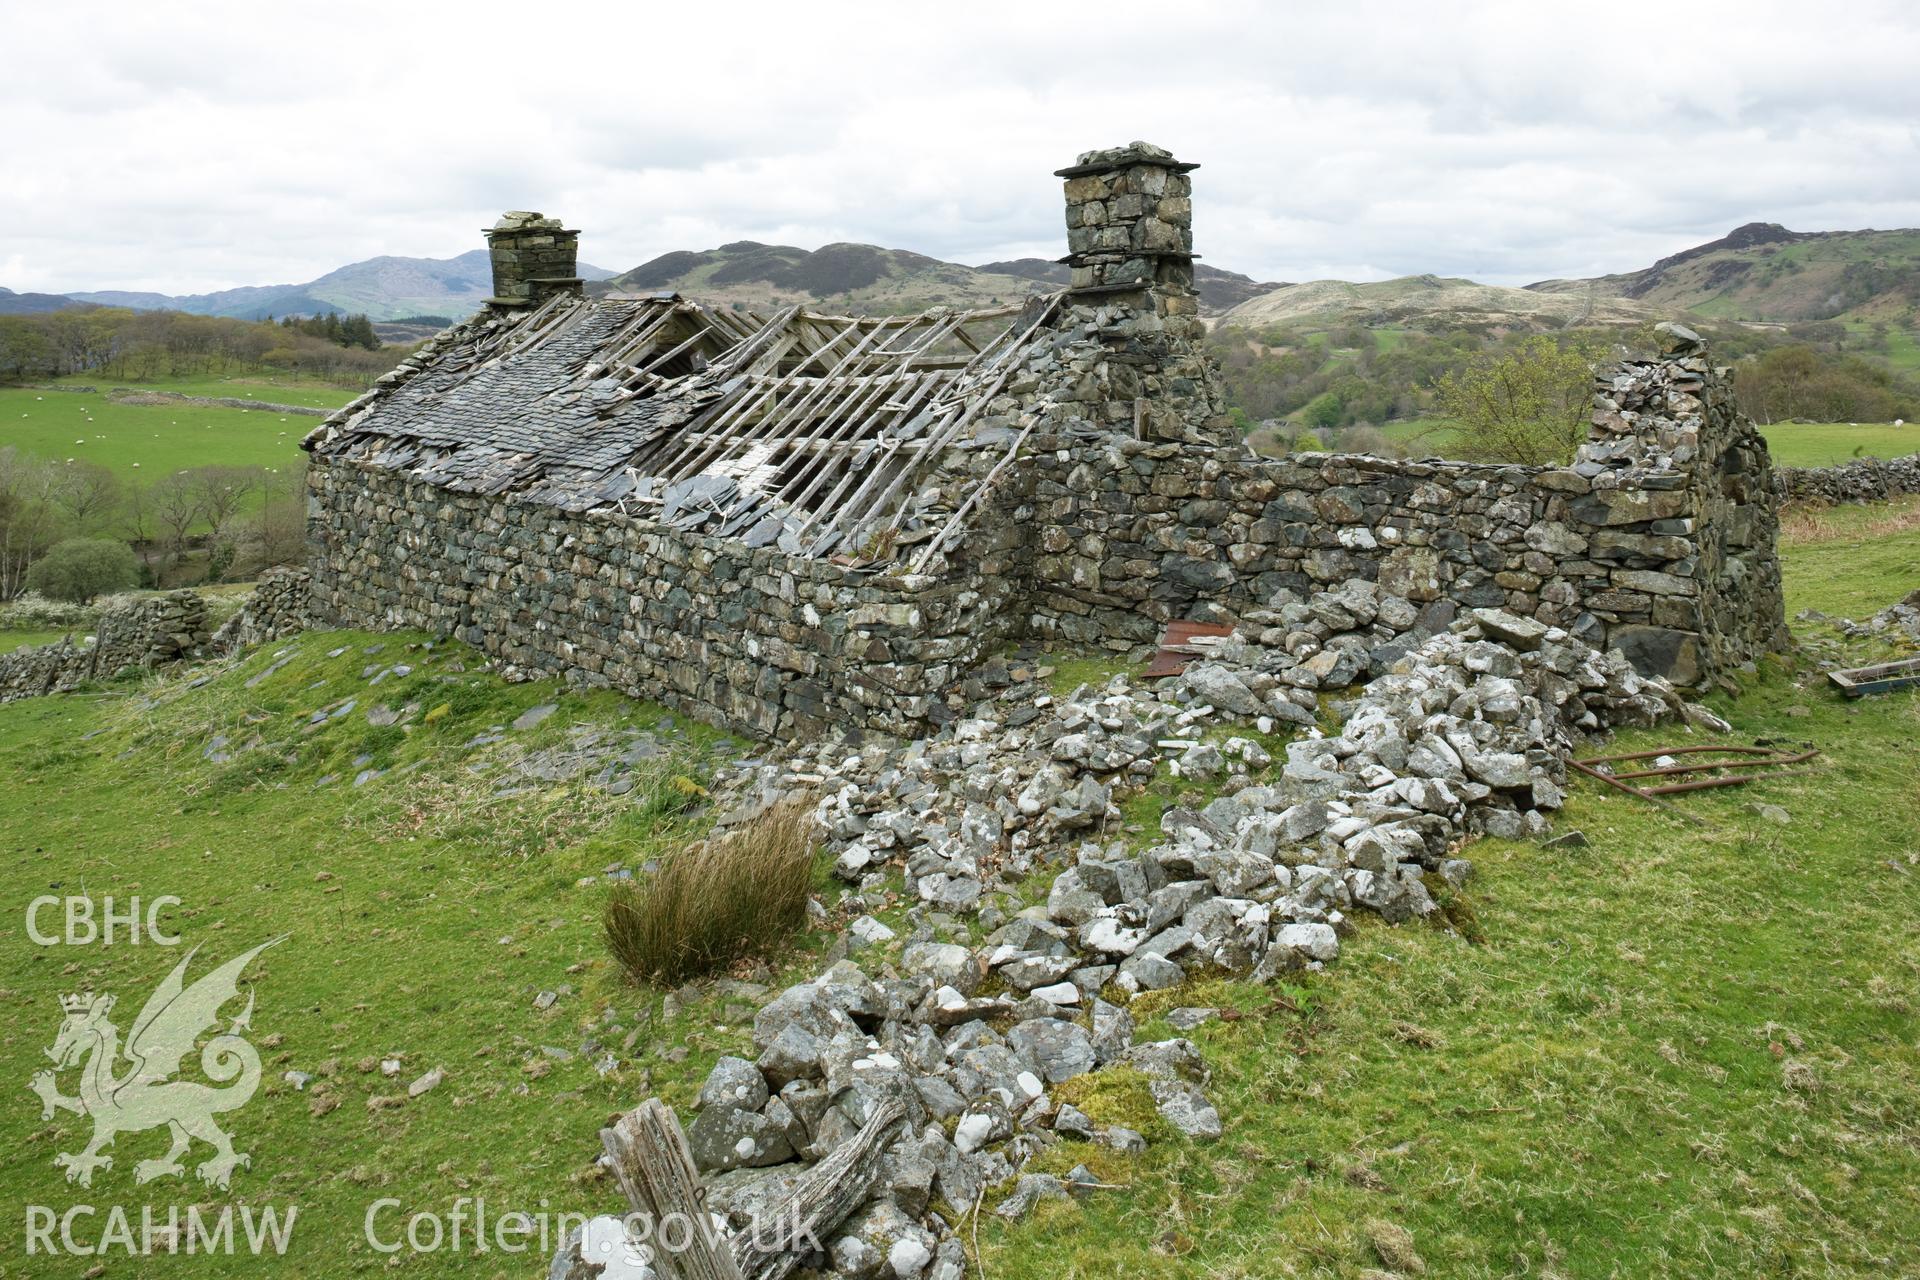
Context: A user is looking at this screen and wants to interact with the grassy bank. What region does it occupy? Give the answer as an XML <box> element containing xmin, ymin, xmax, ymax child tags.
<box><xmin>0</xmin><ymin>516</ymin><xmax>1914</xmax><ymax>1276</ymax></box>
<box><xmin>0</xmin><ymin>633</ymin><xmax>851</xmax><ymax>1276</ymax></box>
<box><xmin>1780</xmin><ymin>495</ymin><xmax>1920</xmax><ymax>616</ymax></box>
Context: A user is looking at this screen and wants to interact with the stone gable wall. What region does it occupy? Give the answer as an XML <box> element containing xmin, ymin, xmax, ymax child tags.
<box><xmin>304</xmin><ymin>463</ymin><xmax>1024</xmax><ymax>738</ymax></box>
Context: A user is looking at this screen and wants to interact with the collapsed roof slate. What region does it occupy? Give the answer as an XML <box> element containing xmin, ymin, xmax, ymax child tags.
<box><xmin>303</xmin><ymin>289</ymin><xmax>1062</xmax><ymax>563</ymax></box>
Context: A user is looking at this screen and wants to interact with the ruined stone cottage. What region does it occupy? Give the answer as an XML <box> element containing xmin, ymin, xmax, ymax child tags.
<box><xmin>301</xmin><ymin>143</ymin><xmax>1787</xmax><ymax>737</ymax></box>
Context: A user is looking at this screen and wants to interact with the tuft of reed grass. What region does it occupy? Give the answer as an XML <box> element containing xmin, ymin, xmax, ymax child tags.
<box><xmin>604</xmin><ymin>798</ymin><xmax>817</xmax><ymax>984</ymax></box>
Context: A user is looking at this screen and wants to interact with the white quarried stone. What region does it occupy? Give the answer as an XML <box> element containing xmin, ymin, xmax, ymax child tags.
<box><xmin>1031</xmin><ymin>981</ymin><xmax>1081</xmax><ymax>1005</ymax></box>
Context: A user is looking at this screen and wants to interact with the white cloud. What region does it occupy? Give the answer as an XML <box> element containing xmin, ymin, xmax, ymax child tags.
<box><xmin>5</xmin><ymin>0</ymin><xmax>1918</xmax><ymax>294</ymax></box>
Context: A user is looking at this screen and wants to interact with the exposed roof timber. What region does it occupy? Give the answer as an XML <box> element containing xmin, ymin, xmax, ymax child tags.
<box><xmin>307</xmin><ymin>290</ymin><xmax>1064</xmax><ymax>563</ymax></box>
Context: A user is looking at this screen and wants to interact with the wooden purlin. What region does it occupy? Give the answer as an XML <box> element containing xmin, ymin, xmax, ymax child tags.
<box><xmin>345</xmin><ymin>291</ymin><xmax>1065</xmax><ymax>560</ymax></box>
<box><xmin>783</xmin><ymin>312</ymin><xmax>987</xmax><ymax>551</ymax></box>
<box><xmin>766</xmin><ymin>315</ymin><xmax>970</xmax><ymax>503</ymax></box>
<box><xmin>660</xmin><ymin>314</ymin><xmax>924</xmax><ymax>490</ymax></box>
<box><xmin>853</xmin><ymin>295</ymin><xmax>1064</xmax><ymax>560</ymax></box>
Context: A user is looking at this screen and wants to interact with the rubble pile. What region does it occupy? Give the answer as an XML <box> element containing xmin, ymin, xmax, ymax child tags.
<box><xmin>557</xmin><ymin>589</ymin><xmax>1699</xmax><ymax>1278</ymax></box>
<box><xmin>1803</xmin><ymin>589</ymin><xmax>1920</xmax><ymax>647</ymax></box>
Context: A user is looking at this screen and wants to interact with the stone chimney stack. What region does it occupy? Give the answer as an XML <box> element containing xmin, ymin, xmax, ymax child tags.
<box><xmin>484</xmin><ymin>212</ymin><xmax>582</xmax><ymax>308</ymax></box>
<box><xmin>1056</xmin><ymin>142</ymin><xmax>1199</xmax><ymax>330</ymax></box>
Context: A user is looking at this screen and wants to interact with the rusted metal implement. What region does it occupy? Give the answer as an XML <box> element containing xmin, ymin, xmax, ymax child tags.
<box><xmin>1142</xmin><ymin>620</ymin><xmax>1236</xmax><ymax>679</ymax></box>
<box><xmin>1827</xmin><ymin>655</ymin><xmax>1920</xmax><ymax>698</ymax></box>
<box><xmin>1570</xmin><ymin>743</ymin><xmax>1820</xmax><ymax>803</ymax></box>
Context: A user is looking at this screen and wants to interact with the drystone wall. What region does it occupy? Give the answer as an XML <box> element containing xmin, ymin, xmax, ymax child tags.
<box><xmin>303</xmin><ymin>463</ymin><xmax>1026</xmax><ymax>738</ymax></box>
<box><xmin>1022</xmin><ymin>338</ymin><xmax>1787</xmax><ymax>688</ymax></box>
<box><xmin>1778</xmin><ymin>453</ymin><xmax>1920</xmax><ymax>504</ymax></box>
<box><xmin>211</xmin><ymin>565</ymin><xmax>312</xmax><ymax>652</ymax></box>
<box><xmin>0</xmin><ymin>591</ymin><xmax>209</xmax><ymax>703</ymax></box>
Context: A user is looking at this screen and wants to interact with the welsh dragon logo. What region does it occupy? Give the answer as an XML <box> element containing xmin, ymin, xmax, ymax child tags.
<box><xmin>30</xmin><ymin>938</ymin><xmax>282</xmax><ymax>1190</ymax></box>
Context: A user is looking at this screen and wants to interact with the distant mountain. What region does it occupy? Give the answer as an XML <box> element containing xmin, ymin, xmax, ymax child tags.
<box><xmin>596</xmin><ymin>241</ymin><xmax>1271</xmax><ymax>316</ymax></box>
<box><xmin>976</xmin><ymin>259</ymin><xmax>1286</xmax><ymax>314</ymax></box>
<box><xmin>62</xmin><ymin>251</ymin><xmax>616</xmax><ymax>323</ymax></box>
<box><xmin>0</xmin><ymin>285</ymin><xmax>84</xmax><ymax>314</ymax></box>
<box><xmin>1528</xmin><ymin>223</ymin><xmax>1920</xmax><ymax>324</ymax></box>
<box><xmin>1221</xmin><ymin>274</ymin><xmax>1661</xmax><ymax>331</ymax></box>
<box><xmin>596</xmin><ymin>241</ymin><xmax>1045</xmax><ymax>315</ymax></box>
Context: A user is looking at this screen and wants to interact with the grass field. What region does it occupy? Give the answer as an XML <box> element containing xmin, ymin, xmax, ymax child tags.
<box><xmin>1779</xmin><ymin>495</ymin><xmax>1920</xmax><ymax>616</ymax></box>
<box><xmin>1373</xmin><ymin>417</ymin><xmax>1917</xmax><ymax>468</ymax></box>
<box><xmin>0</xmin><ymin>385</ymin><xmax>323</xmax><ymax>484</ymax></box>
<box><xmin>0</xmin><ymin>519</ymin><xmax>1914</xmax><ymax>1275</ymax></box>
<box><xmin>0</xmin><ymin>634</ymin><xmax>823</xmax><ymax>1277</ymax></box>
<box><xmin>0</xmin><ymin>629</ymin><xmax>69</xmax><ymax>654</ymax></box>
<box><xmin>44</xmin><ymin>373</ymin><xmax>362</xmax><ymax>412</ymax></box>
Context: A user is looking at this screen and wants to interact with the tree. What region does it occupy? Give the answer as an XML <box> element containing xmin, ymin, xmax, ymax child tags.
<box><xmin>49</xmin><ymin>461</ymin><xmax>122</xmax><ymax>534</ymax></box>
<box><xmin>1435</xmin><ymin>335</ymin><xmax>1596</xmax><ymax>466</ymax></box>
<box><xmin>0</xmin><ymin>448</ymin><xmax>64</xmax><ymax>599</ymax></box>
<box><xmin>25</xmin><ymin>538</ymin><xmax>139</xmax><ymax>604</ymax></box>
<box><xmin>147</xmin><ymin>471</ymin><xmax>205</xmax><ymax>584</ymax></box>
<box><xmin>189</xmin><ymin>465</ymin><xmax>261</xmax><ymax>535</ymax></box>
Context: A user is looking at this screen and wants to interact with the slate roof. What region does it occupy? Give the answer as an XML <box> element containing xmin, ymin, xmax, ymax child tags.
<box><xmin>305</xmin><ymin>291</ymin><xmax>1058</xmax><ymax>560</ymax></box>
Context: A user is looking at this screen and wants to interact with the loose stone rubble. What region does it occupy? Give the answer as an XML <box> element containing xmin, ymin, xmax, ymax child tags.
<box><xmin>1800</xmin><ymin>589</ymin><xmax>1920</xmax><ymax>647</ymax></box>
<box><xmin>555</xmin><ymin>587</ymin><xmax>1701</xmax><ymax>1278</ymax></box>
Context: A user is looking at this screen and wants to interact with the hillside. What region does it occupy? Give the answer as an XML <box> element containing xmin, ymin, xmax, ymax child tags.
<box><xmin>1529</xmin><ymin>223</ymin><xmax>1920</xmax><ymax>324</ymax></box>
<box><xmin>977</xmin><ymin>257</ymin><xmax>1286</xmax><ymax>313</ymax></box>
<box><xmin>1221</xmin><ymin>273</ymin><xmax>1663</xmax><ymax>331</ymax></box>
<box><xmin>0</xmin><ymin>285</ymin><xmax>83</xmax><ymax>314</ymax></box>
<box><xmin>597</xmin><ymin>241</ymin><xmax>1274</xmax><ymax>316</ymax></box>
<box><xmin>597</xmin><ymin>241</ymin><xmax>1051</xmax><ymax>314</ymax></box>
<box><xmin>62</xmin><ymin>251</ymin><xmax>616</xmax><ymax>322</ymax></box>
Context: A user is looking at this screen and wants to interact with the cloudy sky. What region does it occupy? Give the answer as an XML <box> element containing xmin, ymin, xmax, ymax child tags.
<box><xmin>6</xmin><ymin>0</ymin><xmax>1919</xmax><ymax>296</ymax></box>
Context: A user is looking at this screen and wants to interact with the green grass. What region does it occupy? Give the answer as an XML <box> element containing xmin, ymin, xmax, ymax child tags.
<box><xmin>0</xmin><ymin>385</ymin><xmax>312</xmax><ymax>485</ymax></box>
<box><xmin>44</xmin><ymin>373</ymin><xmax>361</xmax><ymax>412</ymax></box>
<box><xmin>1377</xmin><ymin>417</ymin><xmax>1461</xmax><ymax>455</ymax></box>
<box><xmin>0</xmin><ymin>631</ymin><xmax>869</xmax><ymax>1276</ymax></box>
<box><xmin>1758</xmin><ymin>421</ymin><xmax>1918</xmax><ymax>468</ymax></box>
<box><xmin>0</xmin><ymin>523</ymin><xmax>1915</xmax><ymax>1275</ymax></box>
<box><xmin>1780</xmin><ymin>496</ymin><xmax>1920</xmax><ymax>617</ymax></box>
<box><xmin>0</xmin><ymin>628</ymin><xmax>70</xmax><ymax>653</ymax></box>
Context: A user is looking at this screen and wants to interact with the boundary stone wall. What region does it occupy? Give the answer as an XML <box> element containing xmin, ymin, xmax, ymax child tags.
<box><xmin>0</xmin><ymin>591</ymin><xmax>209</xmax><ymax>703</ymax></box>
<box><xmin>1778</xmin><ymin>454</ymin><xmax>1920</xmax><ymax>504</ymax></box>
<box><xmin>1021</xmin><ymin>336</ymin><xmax>1786</xmax><ymax>689</ymax></box>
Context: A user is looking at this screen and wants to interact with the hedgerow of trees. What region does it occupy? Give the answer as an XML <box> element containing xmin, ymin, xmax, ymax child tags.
<box><xmin>0</xmin><ymin>447</ymin><xmax>306</xmax><ymax>599</ymax></box>
<box><xmin>1206</xmin><ymin>316</ymin><xmax>1919</xmax><ymax>463</ymax></box>
<box><xmin>0</xmin><ymin>307</ymin><xmax>403</xmax><ymax>386</ymax></box>
<box><xmin>280</xmin><ymin>311</ymin><xmax>380</xmax><ymax>351</ymax></box>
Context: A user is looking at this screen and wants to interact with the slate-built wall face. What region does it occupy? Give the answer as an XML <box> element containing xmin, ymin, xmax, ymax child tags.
<box><xmin>1022</xmin><ymin>336</ymin><xmax>1788</xmax><ymax>686</ymax></box>
<box><xmin>304</xmin><ymin>463</ymin><xmax>1022</xmax><ymax>737</ymax></box>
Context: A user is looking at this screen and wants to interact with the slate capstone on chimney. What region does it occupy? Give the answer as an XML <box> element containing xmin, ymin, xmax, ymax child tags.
<box><xmin>484</xmin><ymin>212</ymin><xmax>582</xmax><ymax>308</ymax></box>
<box><xmin>1055</xmin><ymin>141</ymin><xmax>1199</xmax><ymax>323</ymax></box>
